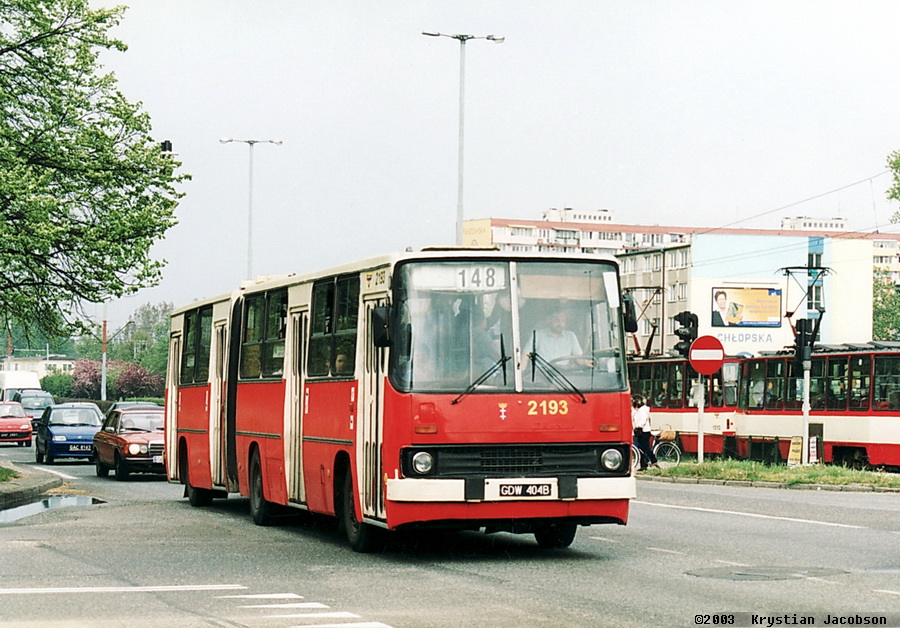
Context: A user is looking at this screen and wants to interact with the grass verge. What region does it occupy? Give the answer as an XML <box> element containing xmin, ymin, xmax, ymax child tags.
<box><xmin>0</xmin><ymin>465</ymin><xmax>18</xmax><ymax>483</ymax></box>
<box><xmin>643</xmin><ymin>458</ymin><xmax>900</xmax><ymax>489</ymax></box>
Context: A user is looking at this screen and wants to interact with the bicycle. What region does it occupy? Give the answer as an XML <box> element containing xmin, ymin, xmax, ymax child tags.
<box><xmin>631</xmin><ymin>425</ymin><xmax>681</xmax><ymax>472</ymax></box>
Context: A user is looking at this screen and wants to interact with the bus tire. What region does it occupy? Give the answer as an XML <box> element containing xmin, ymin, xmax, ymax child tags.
<box><xmin>182</xmin><ymin>446</ymin><xmax>213</xmax><ymax>507</ymax></box>
<box><xmin>534</xmin><ymin>521</ymin><xmax>578</xmax><ymax>549</ymax></box>
<box><xmin>249</xmin><ymin>450</ymin><xmax>276</xmax><ymax>526</ymax></box>
<box><xmin>341</xmin><ymin>469</ymin><xmax>381</xmax><ymax>553</ymax></box>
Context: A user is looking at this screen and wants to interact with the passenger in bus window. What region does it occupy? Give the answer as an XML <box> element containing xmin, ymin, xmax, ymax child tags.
<box><xmin>523</xmin><ymin>308</ymin><xmax>590</xmax><ymax>365</ymax></box>
<box><xmin>334</xmin><ymin>352</ymin><xmax>352</xmax><ymax>375</ymax></box>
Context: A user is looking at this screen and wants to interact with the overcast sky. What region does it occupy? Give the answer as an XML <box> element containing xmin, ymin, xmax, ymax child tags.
<box><xmin>88</xmin><ymin>1</ymin><xmax>900</xmax><ymax>327</ymax></box>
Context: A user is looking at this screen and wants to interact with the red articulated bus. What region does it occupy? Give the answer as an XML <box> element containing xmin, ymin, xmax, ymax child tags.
<box><xmin>165</xmin><ymin>249</ymin><xmax>638</xmax><ymax>551</ymax></box>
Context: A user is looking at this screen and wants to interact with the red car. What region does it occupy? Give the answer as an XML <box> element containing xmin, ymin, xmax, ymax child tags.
<box><xmin>0</xmin><ymin>402</ymin><xmax>32</xmax><ymax>447</ymax></box>
<box><xmin>92</xmin><ymin>408</ymin><xmax>164</xmax><ymax>480</ymax></box>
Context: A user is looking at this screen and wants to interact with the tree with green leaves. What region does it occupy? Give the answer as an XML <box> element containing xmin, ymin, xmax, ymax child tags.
<box><xmin>889</xmin><ymin>150</ymin><xmax>900</xmax><ymax>219</ymax></box>
<box><xmin>873</xmin><ymin>268</ymin><xmax>900</xmax><ymax>341</ymax></box>
<box><xmin>0</xmin><ymin>0</ymin><xmax>187</xmax><ymax>338</ymax></box>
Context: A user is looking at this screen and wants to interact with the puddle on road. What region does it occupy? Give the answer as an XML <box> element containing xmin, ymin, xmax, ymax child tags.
<box><xmin>0</xmin><ymin>495</ymin><xmax>106</xmax><ymax>524</ymax></box>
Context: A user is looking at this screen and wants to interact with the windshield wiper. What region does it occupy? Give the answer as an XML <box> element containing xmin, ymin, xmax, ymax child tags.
<box><xmin>451</xmin><ymin>335</ymin><xmax>511</xmax><ymax>405</ymax></box>
<box><xmin>528</xmin><ymin>334</ymin><xmax>587</xmax><ymax>404</ymax></box>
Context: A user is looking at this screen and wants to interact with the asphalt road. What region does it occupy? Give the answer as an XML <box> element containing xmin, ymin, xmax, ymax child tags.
<box><xmin>1</xmin><ymin>443</ymin><xmax>900</xmax><ymax>628</ymax></box>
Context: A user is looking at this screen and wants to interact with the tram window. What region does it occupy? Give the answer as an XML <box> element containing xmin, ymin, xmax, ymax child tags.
<box><xmin>849</xmin><ymin>356</ymin><xmax>870</xmax><ymax>411</ymax></box>
<box><xmin>746</xmin><ymin>361</ymin><xmax>765</xmax><ymax>410</ymax></box>
<box><xmin>785</xmin><ymin>361</ymin><xmax>803</xmax><ymax>410</ymax></box>
<box><xmin>874</xmin><ymin>355</ymin><xmax>900</xmax><ymax>410</ymax></box>
<box><xmin>809</xmin><ymin>358</ymin><xmax>825</xmax><ymax>410</ymax></box>
<box><xmin>651</xmin><ymin>363</ymin><xmax>668</xmax><ymax>408</ymax></box>
<box><xmin>667</xmin><ymin>362</ymin><xmax>683</xmax><ymax>408</ymax></box>
<box><xmin>825</xmin><ymin>357</ymin><xmax>848</xmax><ymax>411</ymax></box>
<box><xmin>722</xmin><ymin>362</ymin><xmax>739</xmax><ymax>407</ymax></box>
<box><xmin>765</xmin><ymin>359</ymin><xmax>784</xmax><ymax>410</ymax></box>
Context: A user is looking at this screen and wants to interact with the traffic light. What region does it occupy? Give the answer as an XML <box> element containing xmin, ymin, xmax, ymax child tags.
<box><xmin>794</xmin><ymin>318</ymin><xmax>813</xmax><ymax>367</ymax></box>
<box><xmin>673</xmin><ymin>311</ymin><xmax>698</xmax><ymax>357</ymax></box>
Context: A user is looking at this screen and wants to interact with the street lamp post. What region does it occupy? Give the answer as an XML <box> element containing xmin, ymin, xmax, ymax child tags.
<box><xmin>219</xmin><ymin>138</ymin><xmax>283</xmax><ymax>278</ymax></box>
<box><xmin>422</xmin><ymin>31</ymin><xmax>504</xmax><ymax>246</ymax></box>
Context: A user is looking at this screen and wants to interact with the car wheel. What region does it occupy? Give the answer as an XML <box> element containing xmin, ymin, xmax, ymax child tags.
<box><xmin>115</xmin><ymin>455</ymin><xmax>130</xmax><ymax>481</ymax></box>
<box><xmin>94</xmin><ymin>450</ymin><xmax>109</xmax><ymax>478</ymax></box>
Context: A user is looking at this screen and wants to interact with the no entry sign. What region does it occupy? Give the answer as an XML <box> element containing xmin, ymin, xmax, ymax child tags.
<box><xmin>689</xmin><ymin>335</ymin><xmax>725</xmax><ymax>375</ymax></box>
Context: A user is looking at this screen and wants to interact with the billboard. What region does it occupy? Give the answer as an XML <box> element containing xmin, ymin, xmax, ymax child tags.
<box><xmin>711</xmin><ymin>287</ymin><xmax>782</xmax><ymax>328</ymax></box>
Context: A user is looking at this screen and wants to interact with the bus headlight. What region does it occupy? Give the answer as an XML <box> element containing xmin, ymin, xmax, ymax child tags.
<box><xmin>411</xmin><ymin>451</ymin><xmax>434</xmax><ymax>475</ymax></box>
<box><xmin>600</xmin><ymin>448</ymin><xmax>624</xmax><ymax>471</ymax></box>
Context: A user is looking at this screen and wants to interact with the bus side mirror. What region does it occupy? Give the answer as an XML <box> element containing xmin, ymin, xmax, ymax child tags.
<box><xmin>622</xmin><ymin>293</ymin><xmax>638</xmax><ymax>333</ymax></box>
<box><xmin>372</xmin><ymin>306</ymin><xmax>391</xmax><ymax>347</ymax></box>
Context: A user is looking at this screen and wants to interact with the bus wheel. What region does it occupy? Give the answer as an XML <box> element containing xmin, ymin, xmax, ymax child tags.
<box><xmin>184</xmin><ymin>459</ymin><xmax>213</xmax><ymax>507</ymax></box>
<box><xmin>341</xmin><ymin>470</ymin><xmax>381</xmax><ymax>553</ymax></box>
<box><xmin>249</xmin><ymin>451</ymin><xmax>276</xmax><ymax>526</ymax></box>
<box><xmin>534</xmin><ymin>521</ymin><xmax>577</xmax><ymax>549</ymax></box>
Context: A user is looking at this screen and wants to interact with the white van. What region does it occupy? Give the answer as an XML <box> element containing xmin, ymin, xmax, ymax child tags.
<box><xmin>0</xmin><ymin>370</ymin><xmax>42</xmax><ymax>401</ymax></box>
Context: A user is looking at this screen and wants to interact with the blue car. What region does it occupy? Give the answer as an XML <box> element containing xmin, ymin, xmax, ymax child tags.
<box><xmin>35</xmin><ymin>403</ymin><xmax>103</xmax><ymax>464</ymax></box>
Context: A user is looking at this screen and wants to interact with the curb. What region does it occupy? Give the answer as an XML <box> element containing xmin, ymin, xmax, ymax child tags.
<box><xmin>637</xmin><ymin>474</ymin><xmax>900</xmax><ymax>493</ymax></box>
<box><xmin>0</xmin><ymin>462</ymin><xmax>64</xmax><ymax>510</ymax></box>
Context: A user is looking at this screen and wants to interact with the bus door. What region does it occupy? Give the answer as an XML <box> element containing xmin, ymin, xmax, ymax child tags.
<box><xmin>287</xmin><ymin>309</ymin><xmax>308</xmax><ymax>504</ymax></box>
<box><xmin>165</xmin><ymin>332</ymin><xmax>182</xmax><ymax>482</ymax></box>
<box><xmin>360</xmin><ymin>295</ymin><xmax>387</xmax><ymax>521</ymax></box>
<box><xmin>210</xmin><ymin>320</ymin><xmax>229</xmax><ymax>489</ymax></box>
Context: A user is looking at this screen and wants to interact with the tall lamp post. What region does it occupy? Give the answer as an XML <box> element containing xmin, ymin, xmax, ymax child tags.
<box><xmin>422</xmin><ymin>31</ymin><xmax>504</xmax><ymax>246</ymax></box>
<box><xmin>219</xmin><ymin>138</ymin><xmax>283</xmax><ymax>278</ymax></box>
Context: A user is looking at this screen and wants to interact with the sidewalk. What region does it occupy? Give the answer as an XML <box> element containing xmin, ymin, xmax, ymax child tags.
<box><xmin>0</xmin><ymin>461</ymin><xmax>64</xmax><ymax>510</ymax></box>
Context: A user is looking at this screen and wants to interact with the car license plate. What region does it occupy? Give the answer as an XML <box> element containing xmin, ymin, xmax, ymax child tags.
<box><xmin>69</xmin><ymin>444</ymin><xmax>91</xmax><ymax>452</ymax></box>
<box><xmin>152</xmin><ymin>455</ymin><xmax>163</xmax><ymax>464</ymax></box>
<box><xmin>484</xmin><ymin>478</ymin><xmax>557</xmax><ymax>500</ymax></box>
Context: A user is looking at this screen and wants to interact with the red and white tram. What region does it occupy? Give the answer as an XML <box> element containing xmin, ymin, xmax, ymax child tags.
<box><xmin>734</xmin><ymin>343</ymin><xmax>900</xmax><ymax>467</ymax></box>
<box><xmin>628</xmin><ymin>356</ymin><xmax>742</xmax><ymax>455</ymax></box>
<box><xmin>165</xmin><ymin>249</ymin><xmax>638</xmax><ymax>551</ymax></box>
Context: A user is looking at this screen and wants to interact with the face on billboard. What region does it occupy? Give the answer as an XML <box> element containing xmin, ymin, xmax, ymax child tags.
<box><xmin>711</xmin><ymin>287</ymin><xmax>782</xmax><ymax>328</ymax></box>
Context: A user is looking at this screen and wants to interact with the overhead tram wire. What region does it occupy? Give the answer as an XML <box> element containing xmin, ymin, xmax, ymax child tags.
<box><xmin>693</xmin><ymin>170</ymin><xmax>891</xmax><ymax>236</ymax></box>
<box><xmin>680</xmin><ymin>170</ymin><xmax>896</xmax><ymax>272</ymax></box>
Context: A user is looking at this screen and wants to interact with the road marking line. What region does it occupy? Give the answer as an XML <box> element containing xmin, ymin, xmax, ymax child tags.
<box><xmin>32</xmin><ymin>467</ymin><xmax>77</xmax><ymax>480</ymax></box>
<box><xmin>715</xmin><ymin>560</ymin><xmax>751</xmax><ymax>567</ymax></box>
<box><xmin>633</xmin><ymin>500</ymin><xmax>867</xmax><ymax>529</ymax></box>
<box><xmin>0</xmin><ymin>584</ymin><xmax>247</xmax><ymax>595</ymax></box>
<box><xmin>647</xmin><ymin>547</ymin><xmax>684</xmax><ymax>555</ymax></box>
<box><xmin>588</xmin><ymin>536</ymin><xmax>619</xmax><ymax>543</ymax></box>
<box><xmin>244</xmin><ymin>603</ymin><xmax>329</xmax><ymax>609</ymax></box>
<box><xmin>875</xmin><ymin>589</ymin><xmax>900</xmax><ymax>596</ymax></box>
<box><xmin>220</xmin><ymin>593</ymin><xmax>303</xmax><ymax>599</ymax></box>
<box><xmin>271</xmin><ymin>611</ymin><xmax>359</xmax><ymax>619</ymax></box>
<box><xmin>285</xmin><ymin>623</ymin><xmax>391</xmax><ymax>628</ymax></box>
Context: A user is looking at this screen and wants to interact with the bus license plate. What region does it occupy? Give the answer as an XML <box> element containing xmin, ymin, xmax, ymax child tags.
<box><xmin>485</xmin><ymin>479</ymin><xmax>557</xmax><ymax>500</ymax></box>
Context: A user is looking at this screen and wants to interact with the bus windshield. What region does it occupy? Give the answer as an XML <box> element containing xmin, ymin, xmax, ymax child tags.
<box><xmin>391</xmin><ymin>259</ymin><xmax>627</xmax><ymax>394</ymax></box>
